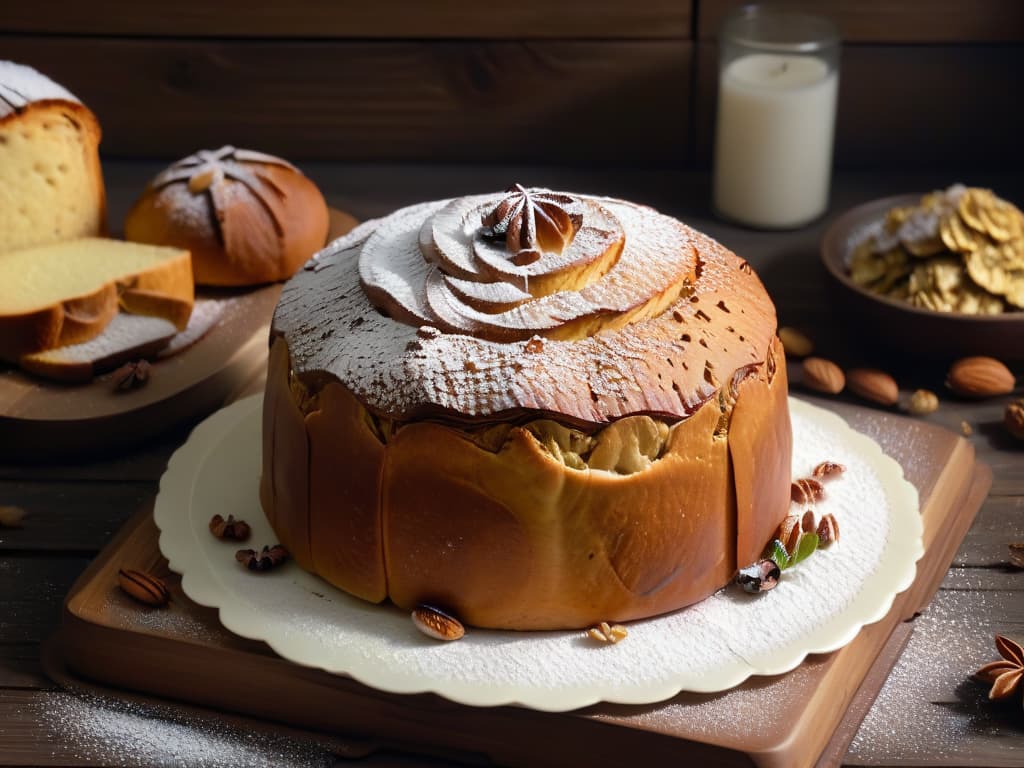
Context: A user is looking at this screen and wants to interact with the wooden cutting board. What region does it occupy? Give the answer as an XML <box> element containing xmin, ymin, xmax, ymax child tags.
<box><xmin>0</xmin><ymin>208</ymin><xmax>357</xmax><ymax>461</ymax></box>
<box><xmin>51</xmin><ymin>401</ymin><xmax>990</xmax><ymax>768</ymax></box>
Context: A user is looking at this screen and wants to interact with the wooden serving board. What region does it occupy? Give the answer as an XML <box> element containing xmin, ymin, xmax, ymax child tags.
<box><xmin>0</xmin><ymin>208</ymin><xmax>358</xmax><ymax>461</ymax></box>
<box><xmin>50</xmin><ymin>401</ymin><xmax>991</xmax><ymax>768</ymax></box>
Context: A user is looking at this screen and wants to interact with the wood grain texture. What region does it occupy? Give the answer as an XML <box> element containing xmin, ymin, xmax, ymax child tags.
<box><xmin>0</xmin><ymin>165</ymin><xmax>1022</xmax><ymax>767</ymax></box>
<box><xmin>0</xmin><ymin>482</ymin><xmax>153</xmax><ymax>553</ymax></box>
<box><xmin>0</xmin><ymin>1</ymin><xmax>692</xmax><ymax>39</ymax></box>
<box><xmin>2</xmin><ymin>37</ymin><xmax>691</xmax><ymax>164</ymax></box>
<box><xmin>0</xmin><ymin>557</ymin><xmax>90</xmax><ymax>644</ymax></box>
<box><xmin>695</xmin><ymin>43</ymin><xmax>1024</xmax><ymax>171</ymax></box>
<box><xmin>697</xmin><ymin>0</ymin><xmax>1024</xmax><ymax>42</ymax></box>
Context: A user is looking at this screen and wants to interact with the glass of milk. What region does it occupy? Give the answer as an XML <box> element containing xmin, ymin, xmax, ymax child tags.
<box><xmin>712</xmin><ymin>6</ymin><xmax>840</xmax><ymax>229</ymax></box>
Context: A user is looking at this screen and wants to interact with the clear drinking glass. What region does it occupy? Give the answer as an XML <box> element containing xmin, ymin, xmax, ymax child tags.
<box><xmin>712</xmin><ymin>5</ymin><xmax>840</xmax><ymax>229</ymax></box>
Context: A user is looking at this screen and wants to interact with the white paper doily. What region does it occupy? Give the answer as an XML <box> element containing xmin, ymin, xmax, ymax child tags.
<box><xmin>155</xmin><ymin>395</ymin><xmax>922</xmax><ymax>712</ymax></box>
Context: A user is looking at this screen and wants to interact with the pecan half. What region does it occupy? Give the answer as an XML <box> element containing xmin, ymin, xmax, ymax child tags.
<box><xmin>412</xmin><ymin>604</ymin><xmax>466</xmax><ymax>641</ymax></box>
<box><xmin>791</xmin><ymin>477</ymin><xmax>825</xmax><ymax>505</ymax></box>
<box><xmin>118</xmin><ymin>568</ymin><xmax>169</xmax><ymax>607</ymax></box>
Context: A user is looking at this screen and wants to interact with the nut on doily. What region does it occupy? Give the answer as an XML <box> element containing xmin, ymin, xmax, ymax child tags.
<box><xmin>235</xmin><ymin>545</ymin><xmax>289</xmax><ymax>572</ymax></box>
<box><xmin>209</xmin><ymin>514</ymin><xmax>251</xmax><ymax>541</ymax></box>
<box><xmin>791</xmin><ymin>477</ymin><xmax>825</xmax><ymax>505</ymax></box>
<box><xmin>117</xmin><ymin>568</ymin><xmax>169</xmax><ymax>607</ymax></box>
<box><xmin>812</xmin><ymin>461</ymin><xmax>846</xmax><ymax>479</ymax></box>
<box><xmin>817</xmin><ymin>513</ymin><xmax>840</xmax><ymax>546</ymax></box>
<box><xmin>588</xmin><ymin>621</ymin><xmax>629</xmax><ymax>644</ymax></box>
<box><xmin>412</xmin><ymin>604</ymin><xmax>465</xmax><ymax>641</ymax></box>
<box><xmin>736</xmin><ymin>559</ymin><xmax>781</xmax><ymax>593</ymax></box>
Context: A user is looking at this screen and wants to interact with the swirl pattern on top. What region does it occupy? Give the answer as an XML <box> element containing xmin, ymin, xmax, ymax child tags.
<box><xmin>361</xmin><ymin>186</ymin><xmax>698</xmax><ymax>343</ymax></box>
<box><xmin>276</xmin><ymin>188</ymin><xmax>778</xmax><ymax>426</ymax></box>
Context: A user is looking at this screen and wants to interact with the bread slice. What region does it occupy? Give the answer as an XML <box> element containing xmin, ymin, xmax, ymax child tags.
<box><xmin>0</xmin><ymin>237</ymin><xmax>194</xmax><ymax>362</ymax></box>
<box><xmin>18</xmin><ymin>297</ymin><xmax>226</xmax><ymax>383</ymax></box>
<box><xmin>0</xmin><ymin>60</ymin><xmax>107</xmax><ymax>252</ymax></box>
<box><xmin>19</xmin><ymin>312</ymin><xmax>177</xmax><ymax>383</ymax></box>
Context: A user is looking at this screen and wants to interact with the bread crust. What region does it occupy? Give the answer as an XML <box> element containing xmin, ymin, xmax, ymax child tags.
<box><xmin>263</xmin><ymin>335</ymin><xmax>791</xmax><ymax>630</ymax></box>
<box><xmin>260</xmin><ymin>190</ymin><xmax>793</xmax><ymax>630</ymax></box>
<box><xmin>0</xmin><ymin>239</ymin><xmax>194</xmax><ymax>362</ymax></box>
<box><xmin>124</xmin><ymin>150</ymin><xmax>329</xmax><ymax>287</ymax></box>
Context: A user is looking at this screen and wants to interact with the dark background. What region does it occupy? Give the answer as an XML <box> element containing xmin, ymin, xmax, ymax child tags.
<box><xmin>3</xmin><ymin>0</ymin><xmax>1023</xmax><ymax>169</ymax></box>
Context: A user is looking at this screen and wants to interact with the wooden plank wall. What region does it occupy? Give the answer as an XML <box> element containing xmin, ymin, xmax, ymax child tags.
<box><xmin>1</xmin><ymin>0</ymin><xmax>1022</xmax><ymax>168</ymax></box>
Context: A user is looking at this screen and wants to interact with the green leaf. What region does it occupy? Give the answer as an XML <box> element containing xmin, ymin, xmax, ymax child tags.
<box><xmin>791</xmin><ymin>532</ymin><xmax>820</xmax><ymax>566</ymax></box>
<box><xmin>764</xmin><ymin>538</ymin><xmax>790</xmax><ymax>570</ymax></box>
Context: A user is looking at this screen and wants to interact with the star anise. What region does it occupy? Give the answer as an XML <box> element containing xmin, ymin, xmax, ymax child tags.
<box><xmin>235</xmin><ymin>544</ymin><xmax>289</xmax><ymax>572</ymax></box>
<box><xmin>482</xmin><ymin>184</ymin><xmax>582</xmax><ymax>261</ymax></box>
<box><xmin>974</xmin><ymin>634</ymin><xmax>1024</xmax><ymax>704</ymax></box>
<box><xmin>112</xmin><ymin>359</ymin><xmax>151</xmax><ymax>391</ymax></box>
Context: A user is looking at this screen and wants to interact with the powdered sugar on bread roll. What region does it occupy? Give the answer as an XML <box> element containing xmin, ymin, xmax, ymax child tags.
<box><xmin>124</xmin><ymin>146</ymin><xmax>329</xmax><ymax>287</ymax></box>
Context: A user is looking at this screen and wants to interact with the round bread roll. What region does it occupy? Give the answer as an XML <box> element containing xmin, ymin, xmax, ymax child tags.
<box><xmin>125</xmin><ymin>146</ymin><xmax>329</xmax><ymax>286</ymax></box>
<box><xmin>262</xmin><ymin>185</ymin><xmax>792</xmax><ymax>630</ymax></box>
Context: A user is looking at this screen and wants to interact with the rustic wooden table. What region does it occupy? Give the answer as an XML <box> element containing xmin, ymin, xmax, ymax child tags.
<box><xmin>1</xmin><ymin>164</ymin><xmax>1022</xmax><ymax>767</ymax></box>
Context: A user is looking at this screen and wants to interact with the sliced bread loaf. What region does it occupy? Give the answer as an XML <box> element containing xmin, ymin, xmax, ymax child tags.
<box><xmin>18</xmin><ymin>297</ymin><xmax>227</xmax><ymax>382</ymax></box>
<box><xmin>19</xmin><ymin>312</ymin><xmax>178</xmax><ymax>383</ymax></box>
<box><xmin>0</xmin><ymin>61</ymin><xmax>107</xmax><ymax>252</ymax></box>
<box><xmin>0</xmin><ymin>237</ymin><xmax>194</xmax><ymax>362</ymax></box>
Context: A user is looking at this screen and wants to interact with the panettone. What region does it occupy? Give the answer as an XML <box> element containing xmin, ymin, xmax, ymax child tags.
<box><xmin>0</xmin><ymin>61</ymin><xmax>107</xmax><ymax>253</ymax></box>
<box><xmin>261</xmin><ymin>186</ymin><xmax>792</xmax><ymax>630</ymax></box>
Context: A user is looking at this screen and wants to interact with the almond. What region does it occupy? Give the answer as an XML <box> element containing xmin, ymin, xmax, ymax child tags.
<box><xmin>947</xmin><ymin>356</ymin><xmax>1015</xmax><ymax>398</ymax></box>
<box><xmin>802</xmin><ymin>357</ymin><xmax>844</xmax><ymax>395</ymax></box>
<box><xmin>778</xmin><ymin>327</ymin><xmax>813</xmax><ymax>358</ymax></box>
<box><xmin>846</xmin><ymin>368</ymin><xmax>899</xmax><ymax>406</ymax></box>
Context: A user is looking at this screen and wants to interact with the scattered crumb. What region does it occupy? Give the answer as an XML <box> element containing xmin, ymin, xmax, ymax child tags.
<box><xmin>0</xmin><ymin>505</ymin><xmax>26</xmax><ymax>528</ymax></box>
<box><xmin>960</xmin><ymin>420</ymin><xmax>973</xmax><ymax>436</ymax></box>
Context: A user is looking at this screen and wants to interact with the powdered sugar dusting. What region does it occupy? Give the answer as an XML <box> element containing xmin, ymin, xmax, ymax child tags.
<box><xmin>0</xmin><ymin>60</ymin><xmax>80</xmax><ymax>118</ymax></box>
<box><xmin>274</xmin><ymin>191</ymin><xmax>778</xmax><ymax>425</ymax></box>
<box><xmin>157</xmin><ymin>396</ymin><xmax>922</xmax><ymax>710</ymax></box>
<box><xmin>38</xmin><ymin>691</ymin><xmax>336</xmax><ymax>767</ymax></box>
<box><xmin>158</xmin><ymin>298</ymin><xmax>229</xmax><ymax>358</ymax></box>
